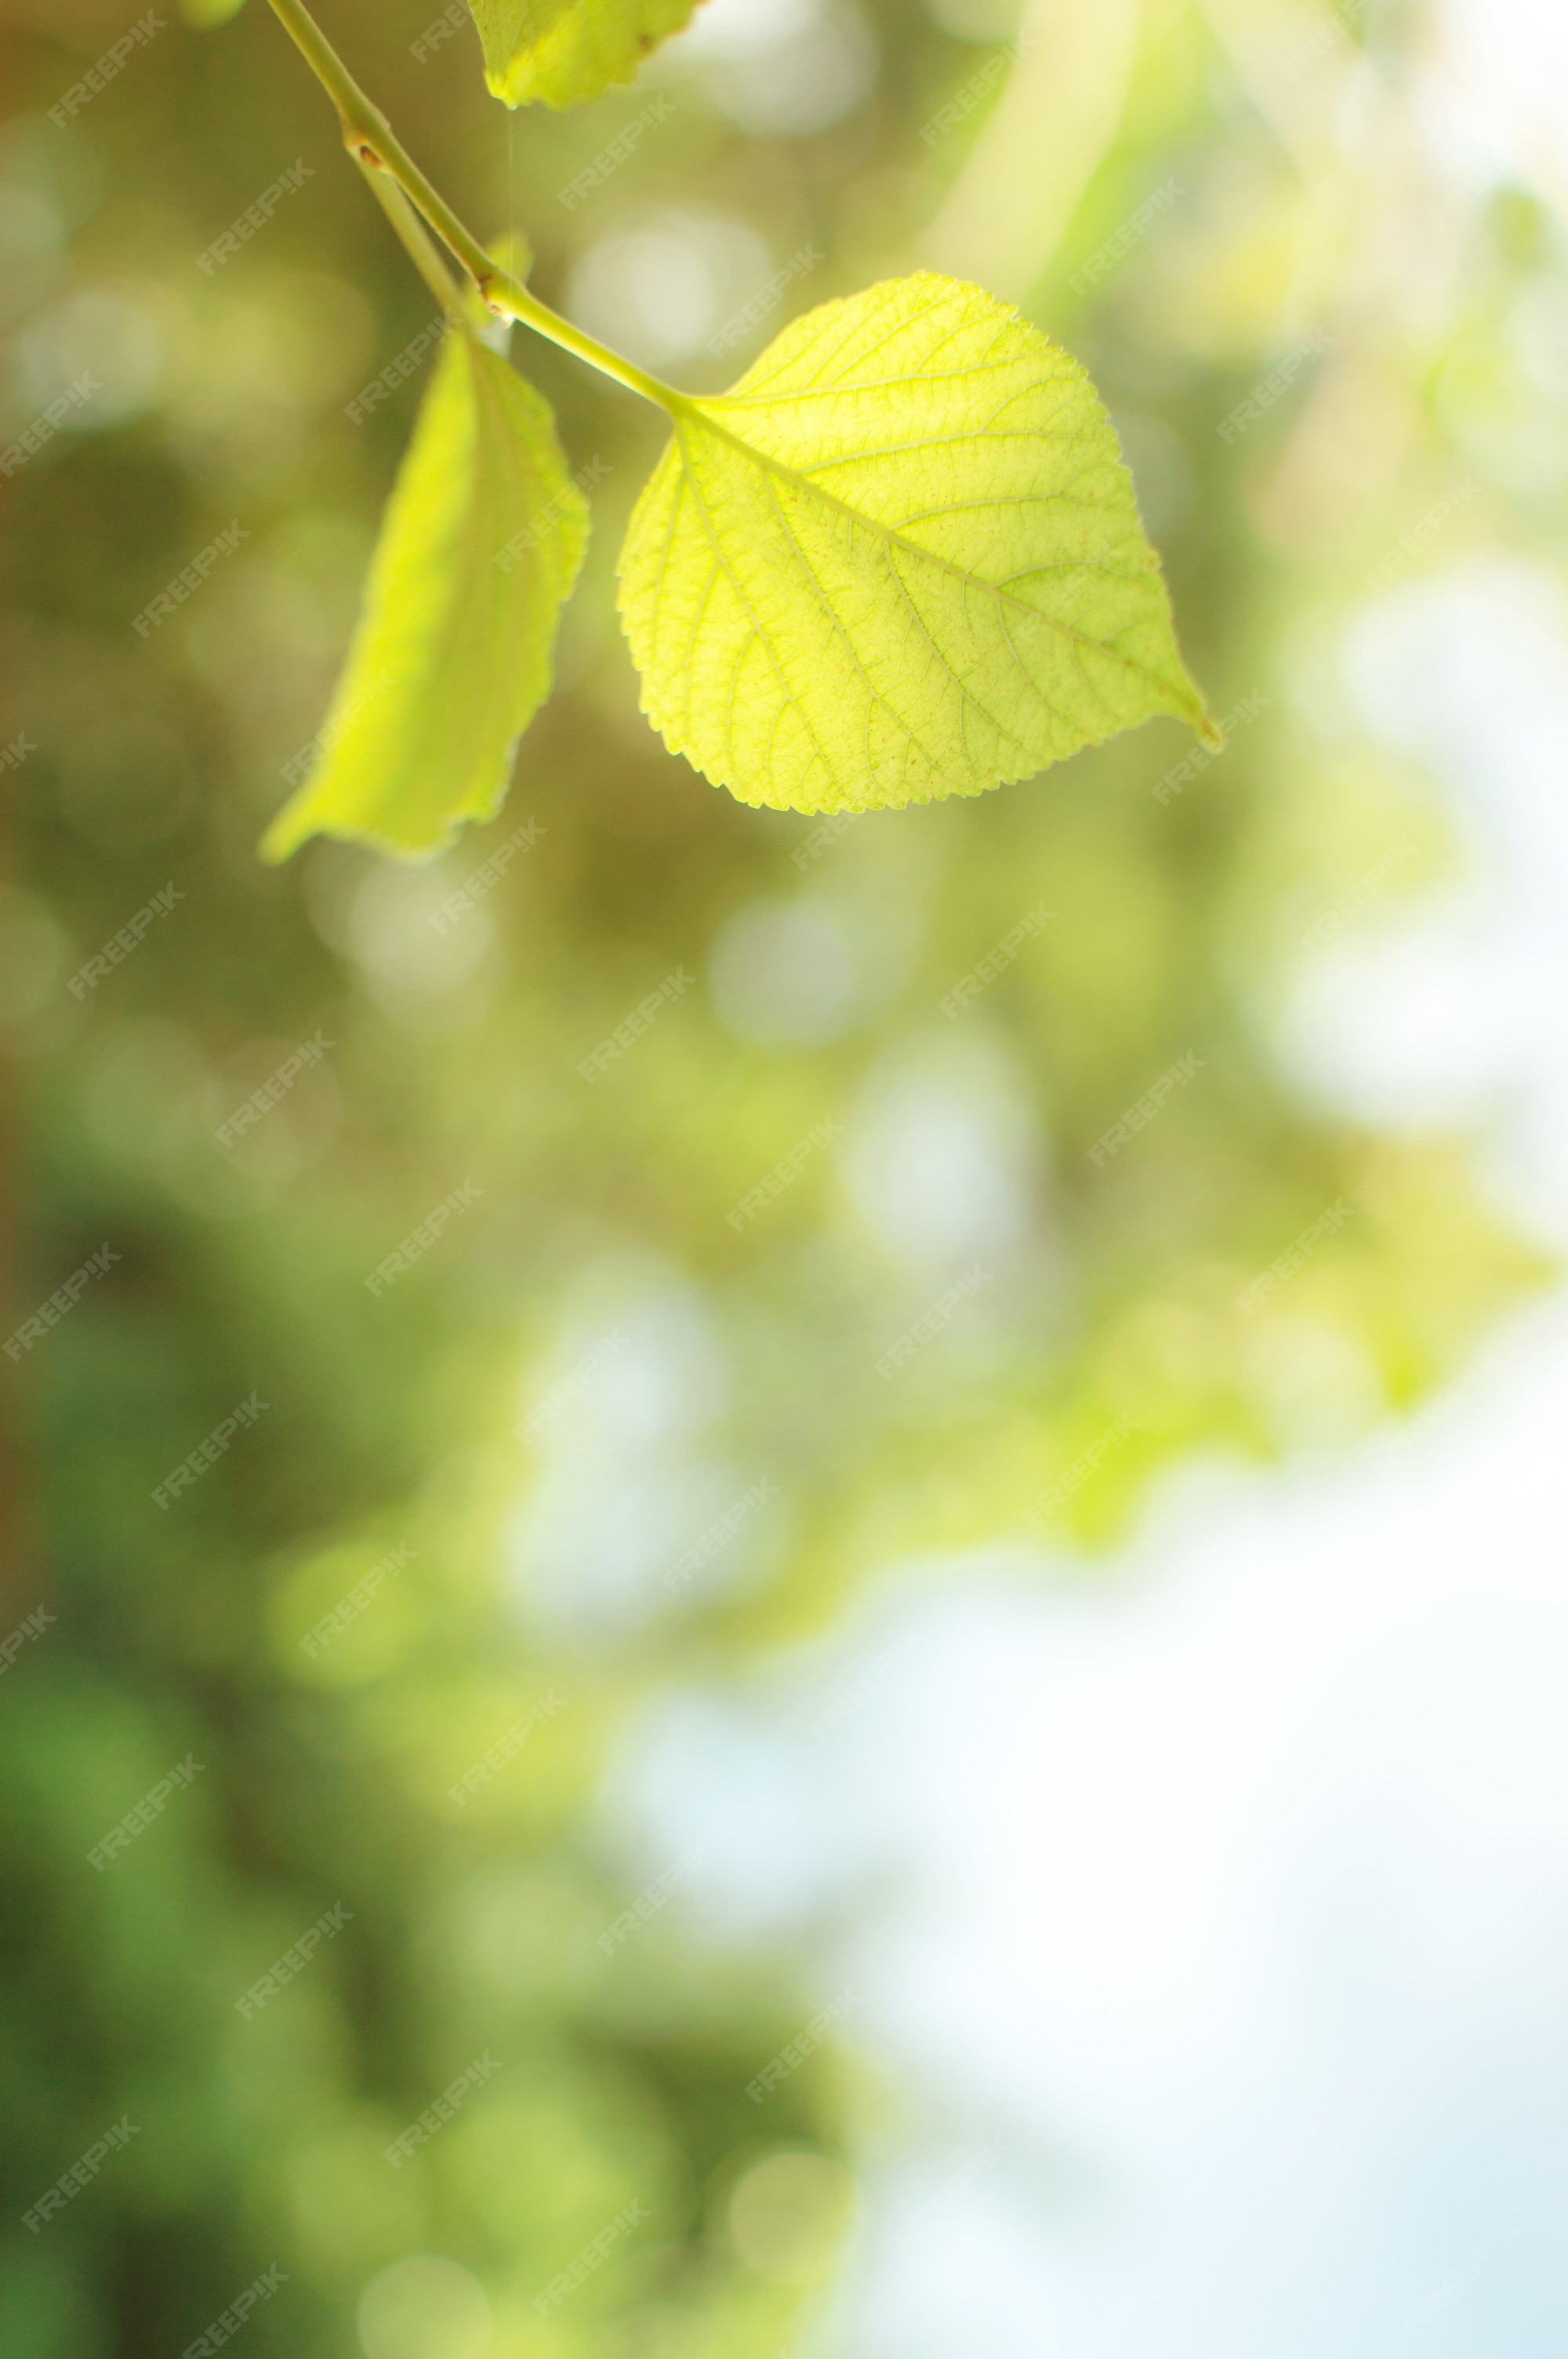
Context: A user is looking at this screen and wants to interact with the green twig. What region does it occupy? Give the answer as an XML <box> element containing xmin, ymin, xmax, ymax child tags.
<box><xmin>264</xmin><ymin>0</ymin><xmax>687</xmax><ymax>415</ymax></box>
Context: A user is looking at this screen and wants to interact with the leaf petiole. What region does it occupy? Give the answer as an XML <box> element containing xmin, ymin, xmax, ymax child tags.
<box><xmin>264</xmin><ymin>0</ymin><xmax>688</xmax><ymax>416</ymax></box>
<box><xmin>356</xmin><ymin>165</ymin><xmax>468</xmax><ymax>325</ymax></box>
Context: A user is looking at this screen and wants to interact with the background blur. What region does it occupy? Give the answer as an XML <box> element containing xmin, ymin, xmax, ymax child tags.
<box><xmin>2</xmin><ymin>0</ymin><xmax>1564</xmax><ymax>2350</ymax></box>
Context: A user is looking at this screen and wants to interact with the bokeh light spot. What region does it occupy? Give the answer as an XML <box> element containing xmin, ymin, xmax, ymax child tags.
<box><xmin>727</xmin><ymin>2149</ymin><xmax>856</xmax><ymax>2283</ymax></box>
<box><xmin>357</xmin><ymin>2255</ymin><xmax>491</xmax><ymax>2359</ymax></box>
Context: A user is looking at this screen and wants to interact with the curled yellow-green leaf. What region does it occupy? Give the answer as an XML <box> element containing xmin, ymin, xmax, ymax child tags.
<box><xmin>263</xmin><ymin>329</ymin><xmax>588</xmax><ymax>862</ymax></box>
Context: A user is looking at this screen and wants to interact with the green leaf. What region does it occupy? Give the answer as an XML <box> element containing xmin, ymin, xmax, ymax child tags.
<box><xmin>617</xmin><ymin>272</ymin><xmax>1217</xmax><ymax>815</ymax></box>
<box><xmin>469</xmin><ymin>0</ymin><xmax>700</xmax><ymax>108</ymax></box>
<box><xmin>181</xmin><ymin>0</ymin><xmax>249</xmax><ymax>23</ymax></box>
<box><xmin>262</xmin><ymin>328</ymin><xmax>588</xmax><ymax>863</ymax></box>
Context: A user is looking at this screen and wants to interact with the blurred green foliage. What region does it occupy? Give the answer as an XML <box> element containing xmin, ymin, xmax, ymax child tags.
<box><xmin>0</xmin><ymin>0</ymin><xmax>1548</xmax><ymax>2352</ymax></box>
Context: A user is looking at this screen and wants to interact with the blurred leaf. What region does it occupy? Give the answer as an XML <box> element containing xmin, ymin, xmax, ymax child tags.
<box><xmin>619</xmin><ymin>272</ymin><xmax>1214</xmax><ymax>816</ymax></box>
<box><xmin>469</xmin><ymin>0</ymin><xmax>701</xmax><ymax>108</ymax></box>
<box><xmin>263</xmin><ymin>328</ymin><xmax>587</xmax><ymax>861</ymax></box>
<box><xmin>182</xmin><ymin>0</ymin><xmax>249</xmax><ymax>22</ymax></box>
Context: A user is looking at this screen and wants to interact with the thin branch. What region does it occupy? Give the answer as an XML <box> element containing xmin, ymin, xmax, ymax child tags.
<box><xmin>263</xmin><ymin>0</ymin><xmax>689</xmax><ymax>416</ymax></box>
